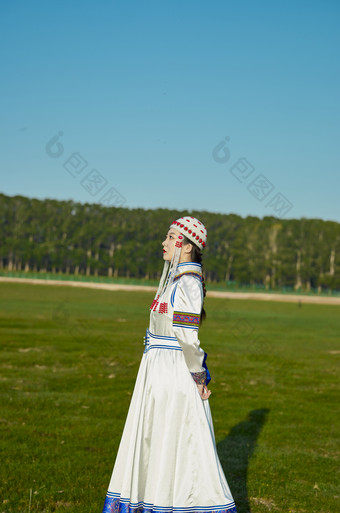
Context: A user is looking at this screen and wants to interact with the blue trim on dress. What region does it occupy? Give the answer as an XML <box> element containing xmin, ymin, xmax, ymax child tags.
<box><xmin>144</xmin><ymin>344</ymin><xmax>183</xmax><ymax>353</ymax></box>
<box><xmin>173</xmin><ymin>324</ymin><xmax>199</xmax><ymax>330</ymax></box>
<box><xmin>102</xmin><ymin>493</ymin><xmax>237</xmax><ymax>513</ymax></box>
<box><xmin>170</xmin><ymin>281</ymin><xmax>179</xmax><ymax>307</ymax></box>
<box><xmin>177</xmin><ymin>262</ymin><xmax>202</xmax><ymax>268</ymax></box>
<box><xmin>143</xmin><ymin>329</ymin><xmax>182</xmax><ymax>353</ymax></box>
<box><xmin>146</xmin><ymin>329</ymin><xmax>177</xmax><ymax>341</ymax></box>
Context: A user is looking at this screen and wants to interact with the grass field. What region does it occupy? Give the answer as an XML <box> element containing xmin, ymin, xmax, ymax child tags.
<box><xmin>0</xmin><ymin>282</ymin><xmax>339</xmax><ymax>513</ymax></box>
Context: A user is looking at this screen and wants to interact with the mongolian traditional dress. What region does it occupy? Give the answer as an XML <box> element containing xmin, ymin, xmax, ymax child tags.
<box><xmin>102</xmin><ymin>261</ymin><xmax>236</xmax><ymax>513</ymax></box>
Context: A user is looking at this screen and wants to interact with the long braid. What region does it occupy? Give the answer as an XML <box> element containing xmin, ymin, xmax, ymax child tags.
<box><xmin>196</xmin><ymin>250</ymin><xmax>207</xmax><ymax>322</ymax></box>
<box><xmin>183</xmin><ymin>236</ymin><xmax>207</xmax><ymax>323</ymax></box>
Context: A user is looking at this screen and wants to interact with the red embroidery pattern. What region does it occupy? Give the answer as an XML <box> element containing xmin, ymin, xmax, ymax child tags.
<box><xmin>159</xmin><ymin>302</ymin><xmax>168</xmax><ymax>314</ymax></box>
<box><xmin>150</xmin><ymin>296</ymin><xmax>168</xmax><ymax>314</ymax></box>
<box><xmin>175</xmin><ymin>241</ymin><xmax>182</xmax><ymax>248</ymax></box>
<box><xmin>150</xmin><ymin>295</ymin><xmax>159</xmax><ymax>311</ymax></box>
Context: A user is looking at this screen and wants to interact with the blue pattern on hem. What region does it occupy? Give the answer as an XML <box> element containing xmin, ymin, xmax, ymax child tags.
<box><xmin>102</xmin><ymin>494</ymin><xmax>237</xmax><ymax>513</ymax></box>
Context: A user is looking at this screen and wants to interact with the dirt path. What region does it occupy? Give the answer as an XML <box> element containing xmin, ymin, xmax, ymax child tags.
<box><xmin>1</xmin><ymin>276</ymin><xmax>340</xmax><ymax>305</ymax></box>
<box><xmin>207</xmin><ymin>290</ymin><xmax>340</xmax><ymax>305</ymax></box>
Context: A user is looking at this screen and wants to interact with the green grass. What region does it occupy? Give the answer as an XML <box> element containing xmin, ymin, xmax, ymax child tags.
<box><xmin>0</xmin><ymin>283</ymin><xmax>339</xmax><ymax>513</ymax></box>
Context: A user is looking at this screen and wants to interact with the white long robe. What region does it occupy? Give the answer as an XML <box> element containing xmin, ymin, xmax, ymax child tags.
<box><xmin>102</xmin><ymin>262</ymin><xmax>236</xmax><ymax>513</ymax></box>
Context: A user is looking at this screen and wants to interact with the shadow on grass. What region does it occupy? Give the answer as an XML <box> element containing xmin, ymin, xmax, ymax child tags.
<box><xmin>217</xmin><ymin>408</ymin><xmax>270</xmax><ymax>513</ymax></box>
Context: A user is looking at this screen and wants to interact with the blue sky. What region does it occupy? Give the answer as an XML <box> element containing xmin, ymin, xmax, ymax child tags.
<box><xmin>1</xmin><ymin>0</ymin><xmax>339</xmax><ymax>222</ymax></box>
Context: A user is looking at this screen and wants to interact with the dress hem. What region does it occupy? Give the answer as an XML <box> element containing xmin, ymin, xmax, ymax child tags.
<box><xmin>102</xmin><ymin>493</ymin><xmax>237</xmax><ymax>513</ymax></box>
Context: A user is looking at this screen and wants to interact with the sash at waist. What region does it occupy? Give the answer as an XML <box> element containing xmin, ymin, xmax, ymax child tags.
<box><xmin>143</xmin><ymin>329</ymin><xmax>183</xmax><ymax>353</ymax></box>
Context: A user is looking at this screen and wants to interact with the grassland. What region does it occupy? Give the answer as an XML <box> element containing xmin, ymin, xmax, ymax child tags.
<box><xmin>0</xmin><ymin>282</ymin><xmax>339</xmax><ymax>513</ymax></box>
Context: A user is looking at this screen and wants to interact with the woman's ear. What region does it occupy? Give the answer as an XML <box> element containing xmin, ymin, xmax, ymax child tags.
<box><xmin>184</xmin><ymin>243</ymin><xmax>193</xmax><ymax>255</ymax></box>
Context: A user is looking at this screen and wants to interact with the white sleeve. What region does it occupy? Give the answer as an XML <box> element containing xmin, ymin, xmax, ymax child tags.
<box><xmin>172</xmin><ymin>275</ymin><xmax>205</xmax><ymax>375</ymax></box>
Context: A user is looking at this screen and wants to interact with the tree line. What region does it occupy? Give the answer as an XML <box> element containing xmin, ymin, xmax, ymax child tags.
<box><xmin>1</xmin><ymin>193</ymin><xmax>339</xmax><ymax>292</ymax></box>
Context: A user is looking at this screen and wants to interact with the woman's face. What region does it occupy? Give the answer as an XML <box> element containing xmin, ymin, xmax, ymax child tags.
<box><xmin>162</xmin><ymin>228</ymin><xmax>180</xmax><ymax>261</ymax></box>
<box><xmin>162</xmin><ymin>228</ymin><xmax>191</xmax><ymax>262</ymax></box>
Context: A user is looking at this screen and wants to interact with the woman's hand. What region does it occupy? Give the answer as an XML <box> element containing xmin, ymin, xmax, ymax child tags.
<box><xmin>196</xmin><ymin>384</ymin><xmax>211</xmax><ymax>400</ymax></box>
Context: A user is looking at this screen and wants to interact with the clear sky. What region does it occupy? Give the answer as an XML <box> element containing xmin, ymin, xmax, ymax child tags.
<box><xmin>1</xmin><ymin>0</ymin><xmax>339</xmax><ymax>222</ymax></box>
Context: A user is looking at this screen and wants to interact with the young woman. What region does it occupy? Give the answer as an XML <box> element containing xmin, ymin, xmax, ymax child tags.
<box><xmin>102</xmin><ymin>216</ymin><xmax>236</xmax><ymax>513</ymax></box>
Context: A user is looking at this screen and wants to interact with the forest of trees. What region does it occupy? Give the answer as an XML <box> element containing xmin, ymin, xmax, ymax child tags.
<box><xmin>1</xmin><ymin>192</ymin><xmax>339</xmax><ymax>292</ymax></box>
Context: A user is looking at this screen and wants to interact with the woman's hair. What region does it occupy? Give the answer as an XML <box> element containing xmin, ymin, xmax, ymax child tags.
<box><xmin>182</xmin><ymin>236</ymin><xmax>207</xmax><ymax>323</ymax></box>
